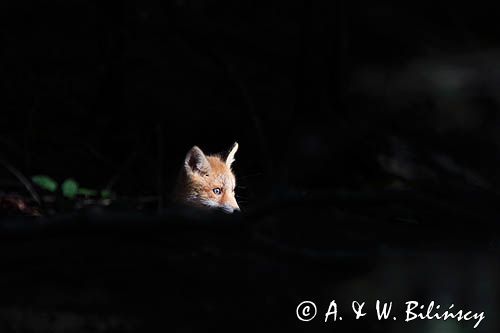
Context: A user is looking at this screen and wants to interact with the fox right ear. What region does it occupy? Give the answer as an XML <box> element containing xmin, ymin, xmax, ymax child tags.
<box><xmin>184</xmin><ymin>146</ymin><xmax>211</xmax><ymax>174</ymax></box>
<box><xmin>225</xmin><ymin>142</ymin><xmax>239</xmax><ymax>167</ymax></box>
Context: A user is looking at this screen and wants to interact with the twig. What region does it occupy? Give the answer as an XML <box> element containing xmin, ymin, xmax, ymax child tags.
<box><xmin>0</xmin><ymin>157</ymin><xmax>41</xmax><ymax>206</ymax></box>
<box><xmin>104</xmin><ymin>146</ymin><xmax>140</xmax><ymax>191</ymax></box>
<box><xmin>157</xmin><ymin>122</ymin><xmax>165</xmax><ymax>212</ymax></box>
<box><xmin>24</xmin><ymin>96</ymin><xmax>38</xmax><ymax>174</ymax></box>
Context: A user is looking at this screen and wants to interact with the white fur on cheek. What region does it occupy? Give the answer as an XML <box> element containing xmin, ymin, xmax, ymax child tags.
<box><xmin>199</xmin><ymin>198</ymin><xmax>219</xmax><ymax>208</ymax></box>
<box><xmin>221</xmin><ymin>206</ymin><xmax>234</xmax><ymax>213</ymax></box>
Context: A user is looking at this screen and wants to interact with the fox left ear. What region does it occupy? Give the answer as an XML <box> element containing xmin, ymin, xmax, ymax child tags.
<box><xmin>225</xmin><ymin>142</ymin><xmax>239</xmax><ymax>167</ymax></box>
<box><xmin>185</xmin><ymin>145</ymin><xmax>211</xmax><ymax>175</ymax></box>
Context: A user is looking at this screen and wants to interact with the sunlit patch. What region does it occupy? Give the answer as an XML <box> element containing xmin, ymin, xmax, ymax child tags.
<box><xmin>174</xmin><ymin>143</ymin><xmax>240</xmax><ymax>214</ymax></box>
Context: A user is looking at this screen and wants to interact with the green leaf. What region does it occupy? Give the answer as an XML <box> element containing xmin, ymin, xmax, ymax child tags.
<box><xmin>100</xmin><ymin>190</ymin><xmax>112</xmax><ymax>199</ymax></box>
<box><xmin>32</xmin><ymin>175</ymin><xmax>58</xmax><ymax>192</ymax></box>
<box><xmin>77</xmin><ymin>188</ymin><xmax>97</xmax><ymax>197</ymax></box>
<box><xmin>61</xmin><ymin>179</ymin><xmax>79</xmax><ymax>198</ymax></box>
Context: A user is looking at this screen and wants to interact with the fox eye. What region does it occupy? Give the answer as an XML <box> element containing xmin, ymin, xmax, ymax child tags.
<box><xmin>213</xmin><ymin>188</ymin><xmax>222</xmax><ymax>195</ymax></box>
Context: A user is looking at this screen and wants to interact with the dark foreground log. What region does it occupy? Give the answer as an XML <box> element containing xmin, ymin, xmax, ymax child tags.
<box><xmin>0</xmin><ymin>192</ymin><xmax>498</xmax><ymax>333</ymax></box>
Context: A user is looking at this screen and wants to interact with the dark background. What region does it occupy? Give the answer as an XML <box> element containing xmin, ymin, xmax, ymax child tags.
<box><xmin>0</xmin><ymin>1</ymin><xmax>500</xmax><ymax>332</ymax></box>
<box><xmin>3</xmin><ymin>1</ymin><xmax>500</xmax><ymax>202</ymax></box>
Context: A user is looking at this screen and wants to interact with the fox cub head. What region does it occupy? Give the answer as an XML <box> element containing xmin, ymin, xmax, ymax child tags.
<box><xmin>174</xmin><ymin>142</ymin><xmax>240</xmax><ymax>213</ymax></box>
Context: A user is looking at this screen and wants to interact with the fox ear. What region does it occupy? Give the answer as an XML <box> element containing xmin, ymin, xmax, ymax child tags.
<box><xmin>225</xmin><ymin>142</ymin><xmax>239</xmax><ymax>167</ymax></box>
<box><xmin>185</xmin><ymin>146</ymin><xmax>211</xmax><ymax>174</ymax></box>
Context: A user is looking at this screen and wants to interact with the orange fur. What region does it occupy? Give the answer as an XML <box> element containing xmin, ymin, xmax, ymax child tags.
<box><xmin>173</xmin><ymin>143</ymin><xmax>240</xmax><ymax>213</ymax></box>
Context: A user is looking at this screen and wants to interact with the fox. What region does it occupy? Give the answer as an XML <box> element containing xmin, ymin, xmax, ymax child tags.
<box><xmin>173</xmin><ymin>142</ymin><xmax>240</xmax><ymax>213</ymax></box>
